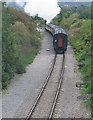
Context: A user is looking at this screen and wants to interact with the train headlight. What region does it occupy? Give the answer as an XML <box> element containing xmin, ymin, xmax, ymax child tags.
<box><xmin>55</xmin><ymin>40</ymin><xmax>57</xmax><ymax>42</ymax></box>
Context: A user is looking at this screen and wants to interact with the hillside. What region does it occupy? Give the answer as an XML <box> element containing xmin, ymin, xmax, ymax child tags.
<box><xmin>58</xmin><ymin>2</ymin><xmax>91</xmax><ymax>7</ymax></box>
<box><xmin>2</xmin><ymin>5</ymin><xmax>43</xmax><ymax>89</ymax></box>
<box><xmin>51</xmin><ymin>5</ymin><xmax>92</xmax><ymax>117</ymax></box>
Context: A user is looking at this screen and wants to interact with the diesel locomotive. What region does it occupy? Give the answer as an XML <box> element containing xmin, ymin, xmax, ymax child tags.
<box><xmin>45</xmin><ymin>23</ymin><xmax>67</xmax><ymax>54</ymax></box>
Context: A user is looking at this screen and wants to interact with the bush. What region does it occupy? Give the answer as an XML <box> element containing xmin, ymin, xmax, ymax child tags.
<box><xmin>2</xmin><ymin>72</ymin><xmax>10</xmax><ymax>89</ymax></box>
<box><xmin>51</xmin><ymin>5</ymin><xmax>92</xmax><ymax>117</ymax></box>
<box><xmin>2</xmin><ymin>6</ymin><xmax>42</xmax><ymax>89</ymax></box>
<box><xmin>16</xmin><ymin>63</ymin><xmax>26</xmax><ymax>74</ymax></box>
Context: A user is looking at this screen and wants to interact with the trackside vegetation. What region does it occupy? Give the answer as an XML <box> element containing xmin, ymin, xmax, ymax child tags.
<box><xmin>32</xmin><ymin>14</ymin><xmax>45</xmax><ymax>28</ymax></box>
<box><xmin>2</xmin><ymin>5</ymin><xmax>43</xmax><ymax>89</ymax></box>
<box><xmin>51</xmin><ymin>5</ymin><xmax>92</xmax><ymax>117</ymax></box>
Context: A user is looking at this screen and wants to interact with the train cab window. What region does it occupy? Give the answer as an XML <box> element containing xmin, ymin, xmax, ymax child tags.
<box><xmin>58</xmin><ymin>36</ymin><xmax>63</xmax><ymax>47</ymax></box>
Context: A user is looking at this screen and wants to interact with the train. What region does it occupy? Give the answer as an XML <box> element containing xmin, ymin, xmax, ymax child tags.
<box><xmin>45</xmin><ymin>23</ymin><xmax>67</xmax><ymax>54</ymax></box>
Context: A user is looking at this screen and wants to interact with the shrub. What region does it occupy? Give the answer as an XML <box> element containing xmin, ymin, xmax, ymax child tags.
<box><xmin>2</xmin><ymin>72</ymin><xmax>10</xmax><ymax>89</ymax></box>
<box><xmin>51</xmin><ymin>5</ymin><xmax>92</xmax><ymax>117</ymax></box>
<box><xmin>2</xmin><ymin>6</ymin><xmax>42</xmax><ymax>89</ymax></box>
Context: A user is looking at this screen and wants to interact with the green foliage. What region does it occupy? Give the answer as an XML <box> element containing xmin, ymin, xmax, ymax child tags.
<box><xmin>2</xmin><ymin>6</ymin><xmax>42</xmax><ymax>89</ymax></box>
<box><xmin>60</xmin><ymin>13</ymin><xmax>79</xmax><ymax>31</ymax></box>
<box><xmin>67</xmin><ymin>14</ymin><xmax>92</xmax><ymax>117</ymax></box>
<box><xmin>77</xmin><ymin>5</ymin><xmax>91</xmax><ymax>19</ymax></box>
<box><xmin>16</xmin><ymin>58</ymin><xmax>26</xmax><ymax>74</ymax></box>
<box><xmin>32</xmin><ymin>14</ymin><xmax>45</xmax><ymax>27</ymax></box>
<box><xmin>2</xmin><ymin>72</ymin><xmax>10</xmax><ymax>89</ymax></box>
<box><xmin>51</xmin><ymin>5</ymin><xmax>92</xmax><ymax>117</ymax></box>
<box><xmin>51</xmin><ymin>5</ymin><xmax>91</xmax><ymax>26</ymax></box>
<box><xmin>68</xmin><ymin>19</ymin><xmax>91</xmax><ymax>100</ymax></box>
<box><xmin>51</xmin><ymin>11</ymin><xmax>63</xmax><ymax>25</ymax></box>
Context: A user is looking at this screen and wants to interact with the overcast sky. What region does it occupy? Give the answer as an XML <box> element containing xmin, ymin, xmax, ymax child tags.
<box><xmin>5</xmin><ymin>0</ymin><xmax>60</xmax><ymax>22</ymax></box>
<box><xmin>1</xmin><ymin>0</ymin><xmax>92</xmax><ymax>22</ymax></box>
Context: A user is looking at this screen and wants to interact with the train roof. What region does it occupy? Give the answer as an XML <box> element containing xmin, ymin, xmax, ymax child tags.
<box><xmin>47</xmin><ymin>24</ymin><xmax>67</xmax><ymax>35</ymax></box>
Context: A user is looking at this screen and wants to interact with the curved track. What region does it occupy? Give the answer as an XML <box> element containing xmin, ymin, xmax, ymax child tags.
<box><xmin>26</xmin><ymin>54</ymin><xmax>65</xmax><ymax>119</ymax></box>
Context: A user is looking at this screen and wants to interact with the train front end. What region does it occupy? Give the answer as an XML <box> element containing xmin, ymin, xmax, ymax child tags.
<box><xmin>53</xmin><ymin>33</ymin><xmax>67</xmax><ymax>54</ymax></box>
<box><xmin>45</xmin><ymin>23</ymin><xmax>67</xmax><ymax>54</ymax></box>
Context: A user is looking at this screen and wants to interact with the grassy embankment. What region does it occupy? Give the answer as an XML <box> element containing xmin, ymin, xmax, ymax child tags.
<box><xmin>51</xmin><ymin>5</ymin><xmax>92</xmax><ymax>117</ymax></box>
<box><xmin>2</xmin><ymin>5</ymin><xmax>43</xmax><ymax>89</ymax></box>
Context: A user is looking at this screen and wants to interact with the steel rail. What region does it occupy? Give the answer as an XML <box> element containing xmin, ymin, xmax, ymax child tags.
<box><xmin>49</xmin><ymin>54</ymin><xmax>65</xmax><ymax>120</ymax></box>
<box><xmin>25</xmin><ymin>54</ymin><xmax>57</xmax><ymax>120</ymax></box>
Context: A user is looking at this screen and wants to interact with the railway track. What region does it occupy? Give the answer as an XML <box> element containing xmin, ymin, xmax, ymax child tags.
<box><xmin>26</xmin><ymin>53</ymin><xmax>65</xmax><ymax>120</ymax></box>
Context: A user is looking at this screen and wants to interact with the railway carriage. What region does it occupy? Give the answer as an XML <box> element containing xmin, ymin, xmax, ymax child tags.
<box><xmin>45</xmin><ymin>24</ymin><xmax>67</xmax><ymax>54</ymax></box>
